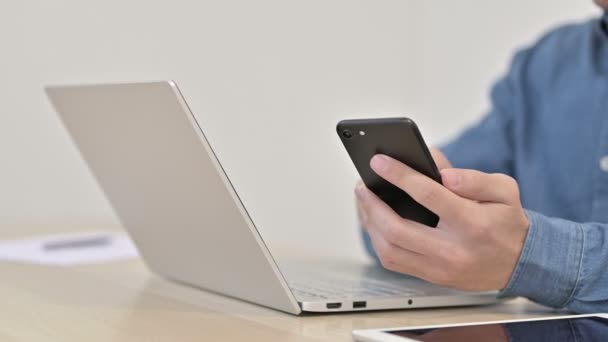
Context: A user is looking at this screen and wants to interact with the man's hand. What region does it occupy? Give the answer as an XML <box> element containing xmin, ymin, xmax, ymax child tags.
<box><xmin>356</xmin><ymin>149</ymin><xmax>529</xmax><ymax>291</ymax></box>
<box><xmin>356</xmin><ymin>148</ymin><xmax>451</xmax><ymax>227</ymax></box>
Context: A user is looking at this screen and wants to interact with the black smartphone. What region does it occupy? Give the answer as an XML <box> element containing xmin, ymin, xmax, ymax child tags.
<box><xmin>337</xmin><ymin>117</ymin><xmax>442</xmax><ymax>227</ymax></box>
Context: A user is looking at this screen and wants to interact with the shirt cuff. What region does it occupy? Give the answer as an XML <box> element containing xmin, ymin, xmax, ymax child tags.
<box><xmin>498</xmin><ymin>209</ymin><xmax>584</xmax><ymax>308</ymax></box>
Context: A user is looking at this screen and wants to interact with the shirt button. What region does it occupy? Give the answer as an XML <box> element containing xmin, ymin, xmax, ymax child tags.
<box><xmin>601</xmin><ymin>156</ymin><xmax>608</xmax><ymax>172</ymax></box>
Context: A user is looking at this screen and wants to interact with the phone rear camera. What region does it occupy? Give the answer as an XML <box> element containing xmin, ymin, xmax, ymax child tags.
<box><xmin>342</xmin><ymin>130</ymin><xmax>353</xmax><ymax>139</ymax></box>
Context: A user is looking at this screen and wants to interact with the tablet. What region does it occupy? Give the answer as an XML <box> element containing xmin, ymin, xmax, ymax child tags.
<box><xmin>352</xmin><ymin>314</ymin><xmax>608</xmax><ymax>342</ymax></box>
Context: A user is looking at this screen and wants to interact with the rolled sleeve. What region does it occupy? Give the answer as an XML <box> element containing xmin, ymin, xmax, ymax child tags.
<box><xmin>498</xmin><ymin>210</ymin><xmax>584</xmax><ymax>308</ymax></box>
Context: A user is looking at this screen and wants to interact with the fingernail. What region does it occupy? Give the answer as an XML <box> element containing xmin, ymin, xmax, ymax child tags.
<box><xmin>370</xmin><ymin>155</ymin><xmax>389</xmax><ymax>173</ymax></box>
<box><xmin>441</xmin><ymin>168</ymin><xmax>461</xmax><ymax>188</ymax></box>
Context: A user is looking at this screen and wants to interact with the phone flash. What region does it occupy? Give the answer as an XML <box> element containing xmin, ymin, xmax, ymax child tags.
<box><xmin>359</xmin><ymin>131</ymin><xmax>366</xmax><ymax>136</ymax></box>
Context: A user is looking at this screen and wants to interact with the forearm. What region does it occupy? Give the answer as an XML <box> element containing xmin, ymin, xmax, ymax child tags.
<box><xmin>499</xmin><ymin>210</ymin><xmax>608</xmax><ymax>313</ymax></box>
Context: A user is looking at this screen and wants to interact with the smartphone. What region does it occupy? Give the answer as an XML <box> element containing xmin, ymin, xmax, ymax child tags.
<box><xmin>337</xmin><ymin>117</ymin><xmax>442</xmax><ymax>227</ymax></box>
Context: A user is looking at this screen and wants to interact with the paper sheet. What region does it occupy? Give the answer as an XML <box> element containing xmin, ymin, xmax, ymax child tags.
<box><xmin>0</xmin><ymin>231</ymin><xmax>139</xmax><ymax>266</ymax></box>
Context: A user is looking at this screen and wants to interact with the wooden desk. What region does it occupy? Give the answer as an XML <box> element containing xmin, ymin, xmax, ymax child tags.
<box><xmin>0</xmin><ymin>225</ymin><xmax>560</xmax><ymax>341</ymax></box>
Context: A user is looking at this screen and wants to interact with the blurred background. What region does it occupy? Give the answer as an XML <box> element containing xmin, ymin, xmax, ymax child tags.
<box><xmin>0</xmin><ymin>1</ymin><xmax>598</xmax><ymax>260</ymax></box>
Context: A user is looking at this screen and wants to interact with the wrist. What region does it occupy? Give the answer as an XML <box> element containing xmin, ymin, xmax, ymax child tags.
<box><xmin>498</xmin><ymin>210</ymin><xmax>583</xmax><ymax>308</ymax></box>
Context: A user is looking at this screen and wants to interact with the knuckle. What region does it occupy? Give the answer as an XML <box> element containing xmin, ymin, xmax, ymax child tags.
<box><xmin>379</xmin><ymin>254</ymin><xmax>397</xmax><ymax>271</ymax></box>
<box><xmin>464</xmin><ymin>212</ymin><xmax>491</xmax><ymax>239</ymax></box>
<box><xmin>416</xmin><ymin>266</ymin><xmax>434</xmax><ymax>283</ymax></box>
<box><xmin>505</xmin><ymin>175</ymin><xmax>518</xmax><ymax>189</ymax></box>
<box><xmin>451</xmin><ymin>202</ymin><xmax>476</xmax><ymax>227</ymax></box>
<box><xmin>383</xmin><ymin>222</ymin><xmax>402</xmax><ymax>244</ymax></box>
<box><xmin>503</xmin><ymin>174</ymin><xmax>517</xmax><ymax>189</ymax></box>
<box><xmin>417</xmin><ymin>186</ymin><xmax>439</xmax><ymax>204</ymax></box>
<box><xmin>381</xmin><ymin>259</ymin><xmax>399</xmax><ymax>272</ymax></box>
<box><xmin>495</xmin><ymin>173</ymin><xmax>520</xmax><ymax>197</ymax></box>
<box><xmin>376</xmin><ymin>242</ymin><xmax>400</xmax><ymax>271</ymax></box>
<box><xmin>376</xmin><ymin>240</ymin><xmax>394</xmax><ymax>262</ymax></box>
<box><xmin>461</xmin><ymin>171</ymin><xmax>478</xmax><ymax>189</ymax></box>
<box><xmin>456</xmin><ymin>207</ymin><xmax>475</xmax><ymax>227</ymax></box>
<box><xmin>468</xmin><ymin>225</ymin><xmax>487</xmax><ymax>241</ymax></box>
<box><xmin>508</xmin><ymin>179</ymin><xmax>521</xmax><ymax>198</ymax></box>
<box><xmin>474</xmin><ymin>217</ymin><xmax>492</xmax><ymax>237</ymax></box>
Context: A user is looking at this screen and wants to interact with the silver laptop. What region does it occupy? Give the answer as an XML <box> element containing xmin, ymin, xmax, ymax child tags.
<box><xmin>45</xmin><ymin>81</ymin><xmax>500</xmax><ymax>315</ymax></box>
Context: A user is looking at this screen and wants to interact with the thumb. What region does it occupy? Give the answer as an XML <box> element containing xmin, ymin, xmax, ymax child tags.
<box><xmin>440</xmin><ymin>168</ymin><xmax>520</xmax><ymax>205</ymax></box>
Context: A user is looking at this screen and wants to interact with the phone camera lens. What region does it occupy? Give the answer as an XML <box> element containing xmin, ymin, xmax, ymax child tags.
<box><xmin>342</xmin><ymin>130</ymin><xmax>353</xmax><ymax>139</ymax></box>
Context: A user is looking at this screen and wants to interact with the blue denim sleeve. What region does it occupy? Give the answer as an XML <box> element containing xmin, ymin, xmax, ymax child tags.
<box><xmin>500</xmin><ymin>210</ymin><xmax>608</xmax><ymax>313</ymax></box>
<box><xmin>441</xmin><ymin>47</ymin><xmax>533</xmax><ymax>175</ymax></box>
<box><xmin>362</xmin><ymin>229</ymin><xmax>379</xmax><ymax>261</ymax></box>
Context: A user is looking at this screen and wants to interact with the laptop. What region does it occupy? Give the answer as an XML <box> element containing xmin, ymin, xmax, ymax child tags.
<box><xmin>45</xmin><ymin>81</ymin><xmax>500</xmax><ymax>314</ymax></box>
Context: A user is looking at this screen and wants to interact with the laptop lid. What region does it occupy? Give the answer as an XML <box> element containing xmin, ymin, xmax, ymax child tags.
<box><xmin>45</xmin><ymin>81</ymin><xmax>301</xmax><ymax>315</ymax></box>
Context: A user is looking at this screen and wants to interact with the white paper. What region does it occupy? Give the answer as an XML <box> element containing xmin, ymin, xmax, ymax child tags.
<box><xmin>0</xmin><ymin>231</ymin><xmax>139</xmax><ymax>266</ymax></box>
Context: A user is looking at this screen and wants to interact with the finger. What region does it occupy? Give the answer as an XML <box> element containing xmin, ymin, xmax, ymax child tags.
<box><xmin>440</xmin><ymin>168</ymin><xmax>520</xmax><ymax>205</ymax></box>
<box><xmin>355</xmin><ymin>195</ymin><xmax>369</xmax><ymax>229</ymax></box>
<box><xmin>370</xmin><ymin>154</ymin><xmax>471</xmax><ymax>224</ymax></box>
<box><xmin>356</xmin><ymin>183</ymin><xmax>442</xmax><ymax>256</ymax></box>
<box><xmin>430</xmin><ymin>147</ymin><xmax>452</xmax><ymax>170</ymax></box>
<box><xmin>366</xmin><ymin>228</ymin><xmax>434</xmax><ymax>280</ymax></box>
<box><xmin>355</xmin><ymin>180</ymin><xmax>371</xmax><ymax>229</ymax></box>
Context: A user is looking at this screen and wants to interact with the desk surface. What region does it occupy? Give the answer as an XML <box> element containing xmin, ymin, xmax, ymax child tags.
<box><xmin>0</xmin><ymin>224</ymin><xmax>560</xmax><ymax>341</ymax></box>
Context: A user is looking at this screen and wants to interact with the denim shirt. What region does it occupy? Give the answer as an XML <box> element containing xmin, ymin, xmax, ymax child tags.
<box><xmin>363</xmin><ymin>12</ymin><xmax>608</xmax><ymax>313</ymax></box>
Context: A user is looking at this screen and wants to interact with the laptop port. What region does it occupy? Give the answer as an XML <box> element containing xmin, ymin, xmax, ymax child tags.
<box><xmin>353</xmin><ymin>301</ymin><xmax>367</xmax><ymax>309</ymax></box>
<box><xmin>326</xmin><ymin>302</ymin><xmax>342</xmax><ymax>309</ymax></box>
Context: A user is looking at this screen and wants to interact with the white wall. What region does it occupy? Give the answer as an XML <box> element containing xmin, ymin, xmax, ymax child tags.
<box><xmin>0</xmin><ymin>1</ymin><xmax>598</xmax><ymax>259</ymax></box>
<box><xmin>410</xmin><ymin>1</ymin><xmax>597</xmax><ymax>143</ymax></box>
